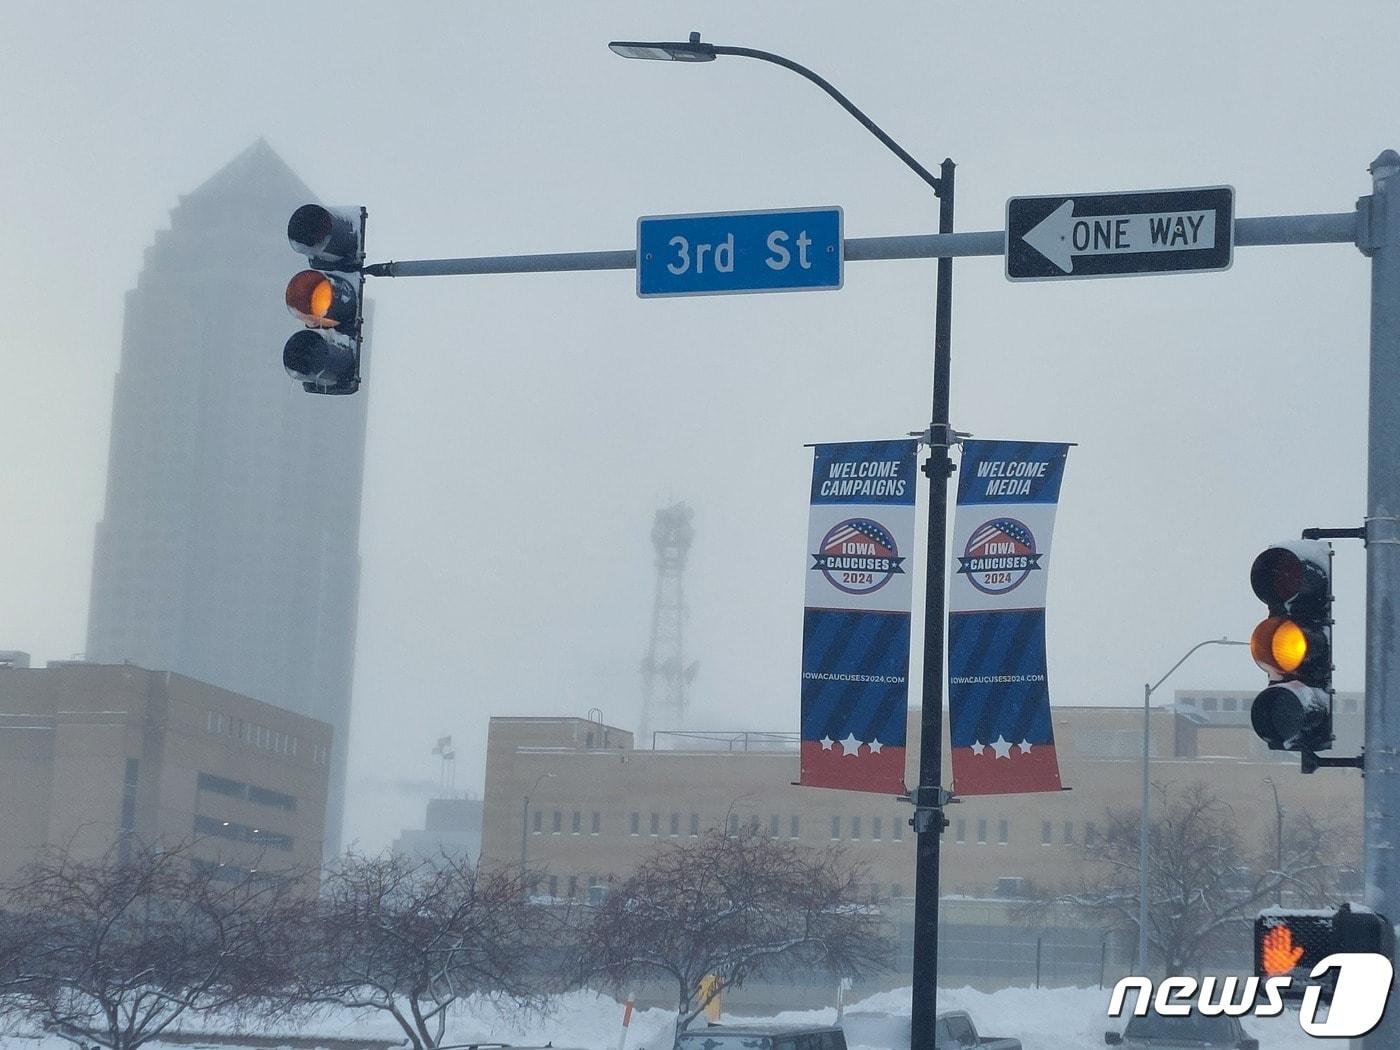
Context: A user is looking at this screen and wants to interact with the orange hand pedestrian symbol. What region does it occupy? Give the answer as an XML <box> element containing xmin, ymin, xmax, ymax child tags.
<box><xmin>1261</xmin><ymin>924</ymin><xmax>1306</xmax><ymax>975</ymax></box>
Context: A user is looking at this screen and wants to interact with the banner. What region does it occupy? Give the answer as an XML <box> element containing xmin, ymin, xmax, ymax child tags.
<box><xmin>948</xmin><ymin>439</ymin><xmax>1070</xmax><ymax>795</ymax></box>
<box><xmin>800</xmin><ymin>439</ymin><xmax>917</xmax><ymax>795</ymax></box>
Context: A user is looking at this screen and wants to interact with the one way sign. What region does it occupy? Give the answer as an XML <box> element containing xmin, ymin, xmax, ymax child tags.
<box><xmin>1006</xmin><ymin>186</ymin><xmax>1234</xmax><ymax>281</ymax></box>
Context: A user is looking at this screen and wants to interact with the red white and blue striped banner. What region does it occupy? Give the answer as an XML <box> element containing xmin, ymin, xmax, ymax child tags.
<box><xmin>948</xmin><ymin>440</ymin><xmax>1071</xmax><ymax>795</ymax></box>
<box><xmin>800</xmin><ymin>439</ymin><xmax>917</xmax><ymax>795</ymax></box>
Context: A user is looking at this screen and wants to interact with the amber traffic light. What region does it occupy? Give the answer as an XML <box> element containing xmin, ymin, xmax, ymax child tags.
<box><xmin>282</xmin><ymin>205</ymin><xmax>366</xmax><ymax>395</ymax></box>
<box><xmin>1248</xmin><ymin>541</ymin><xmax>1332</xmax><ymax>754</ymax></box>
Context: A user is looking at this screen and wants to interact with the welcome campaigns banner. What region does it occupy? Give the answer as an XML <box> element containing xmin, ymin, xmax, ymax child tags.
<box><xmin>799</xmin><ymin>439</ymin><xmax>917</xmax><ymax>795</ymax></box>
<box><xmin>948</xmin><ymin>439</ymin><xmax>1070</xmax><ymax>795</ymax></box>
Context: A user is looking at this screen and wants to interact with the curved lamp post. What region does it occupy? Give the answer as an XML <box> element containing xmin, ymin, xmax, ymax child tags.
<box><xmin>1137</xmin><ymin>637</ymin><xmax>1248</xmax><ymax>974</ymax></box>
<box><xmin>609</xmin><ymin>34</ymin><xmax>955</xmax><ymax>1050</ymax></box>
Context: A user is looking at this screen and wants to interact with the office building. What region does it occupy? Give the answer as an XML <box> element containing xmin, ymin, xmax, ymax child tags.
<box><xmin>0</xmin><ymin>663</ymin><xmax>332</xmax><ymax>886</ymax></box>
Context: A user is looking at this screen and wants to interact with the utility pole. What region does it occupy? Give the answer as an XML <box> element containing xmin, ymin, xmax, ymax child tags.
<box><xmin>1361</xmin><ymin>149</ymin><xmax>1400</xmax><ymax>1050</ymax></box>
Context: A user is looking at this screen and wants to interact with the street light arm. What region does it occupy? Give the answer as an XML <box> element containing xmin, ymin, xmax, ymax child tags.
<box><xmin>707</xmin><ymin>44</ymin><xmax>944</xmax><ymax>196</ymax></box>
<box><xmin>1147</xmin><ymin>637</ymin><xmax>1249</xmax><ymax>698</ymax></box>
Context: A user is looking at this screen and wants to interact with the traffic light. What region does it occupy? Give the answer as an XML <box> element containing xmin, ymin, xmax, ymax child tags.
<box><xmin>1249</xmin><ymin>540</ymin><xmax>1333</xmax><ymax>755</ymax></box>
<box><xmin>283</xmin><ymin>204</ymin><xmax>366</xmax><ymax>395</ymax></box>
<box><xmin>1255</xmin><ymin>905</ymin><xmax>1394</xmax><ymax>999</ymax></box>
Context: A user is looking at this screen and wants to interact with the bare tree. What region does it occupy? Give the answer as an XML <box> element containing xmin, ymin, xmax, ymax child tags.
<box><xmin>579</xmin><ymin>830</ymin><xmax>890</xmax><ymax>1044</ymax></box>
<box><xmin>0</xmin><ymin>839</ymin><xmax>309</xmax><ymax>1050</ymax></box>
<box><xmin>290</xmin><ymin>851</ymin><xmax>547</xmax><ymax>1050</ymax></box>
<box><xmin>1044</xmin><ymin>780</ymin><xmax>1355</xmax><ymax>976</ymax></box>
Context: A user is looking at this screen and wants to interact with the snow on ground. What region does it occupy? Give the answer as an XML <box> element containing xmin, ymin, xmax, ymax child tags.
<box><xmin>0</xmin><ymin>985</ymin><xmax>1330</xmax><ymax>1050</ymax></box>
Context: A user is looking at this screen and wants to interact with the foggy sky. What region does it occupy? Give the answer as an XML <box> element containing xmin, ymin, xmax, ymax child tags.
<box><xmin>2</xmin><ymin>2</ymin><xmax>1393</xmax><ymax>849</ymax></box>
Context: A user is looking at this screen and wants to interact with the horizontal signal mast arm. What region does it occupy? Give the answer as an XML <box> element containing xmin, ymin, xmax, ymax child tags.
<box><xmin>359</xmin><ymin>211</ymin><xmax>1358</xmax><ymax>278</ymax></box>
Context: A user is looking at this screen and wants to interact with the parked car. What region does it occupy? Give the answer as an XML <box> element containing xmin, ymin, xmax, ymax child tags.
<box><xmin>677</xmin><ymin>1023</ymin><xmax>847</xmax><ymax>1050</ymax></box>
<box><xmin>1105</xmin><ymin>1010</ymin><xmax>1258</xmax><ymax>1049</ymax></box>
<box><xmin>839</xmin><ymin>1009</ymin><xmax>1021</xmax><ymax>1050</ymax></box>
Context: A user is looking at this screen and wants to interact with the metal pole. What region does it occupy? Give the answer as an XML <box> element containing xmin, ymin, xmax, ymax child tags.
<box><xmin>910</xmin><ymin>156</ymin><xmax>955</xmax><ymax>1050</ymax></box>
<box><xmin>359</xmin><ymin>213</ymin><xmax>1356</xmax><ymax>280</ymax></box>
<box><xmin>1135</xmin><ymin>638</ymin><xmax>1248</xmax><ymax>976</ymax></box>
<box><xmin>521</xmin><ymin>794</ymin><xmax>530</xmax><ymax>883</ymax></box>
<box><xmin>1362</xmin><ymin>148</ymin><xmax>1400</xmax><ymax>1050</ymax></box>
<box><xmin>1138</xmin><ymin>681</ymin><xmax>1151</xmax><ymax>975</ymax></box>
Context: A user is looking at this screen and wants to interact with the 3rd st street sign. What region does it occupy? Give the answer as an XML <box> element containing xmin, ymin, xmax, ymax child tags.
<box><xmin>1006</xmin><ymin>186</ymin><xmax>1234</xmax><ymax>281</ymax></box>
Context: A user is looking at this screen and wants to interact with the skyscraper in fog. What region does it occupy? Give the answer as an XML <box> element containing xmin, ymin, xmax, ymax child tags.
<box><xmin>86</xmin><ymin>140</ymin><xmax>368</xmax><ymax>852</ymax></box>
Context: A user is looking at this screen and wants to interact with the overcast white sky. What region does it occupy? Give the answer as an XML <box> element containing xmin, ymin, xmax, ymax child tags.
<box><xmin>2</xmin><ymin>2</ymin><xmax>1394</xmax><ymax>849</ymax></box>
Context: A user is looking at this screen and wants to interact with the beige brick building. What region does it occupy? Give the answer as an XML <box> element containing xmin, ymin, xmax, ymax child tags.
<box><xmin>481</xmin><ymin>694</ymin><xmax>1364</xmax><ymax>903</ymax></box>
<box><xmin>0</xmin><ymin>663</ymin><xmax>332</xmax><ymax>886</ymax></box>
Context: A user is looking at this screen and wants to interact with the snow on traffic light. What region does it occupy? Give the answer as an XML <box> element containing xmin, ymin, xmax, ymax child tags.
<box><xmin>1248</xmin><ymin>540</ymin><xmax>1333</xmax><ymax>756</ymax></box>
<box><xmin>283</xmin><ymin>204</ymin><xmax>366</xmax><ymax>395</ymax></box>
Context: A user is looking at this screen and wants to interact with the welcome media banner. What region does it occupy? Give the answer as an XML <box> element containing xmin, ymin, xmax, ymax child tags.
<box><xmin>799</xmin><ymin>439</ymin><xmax>917</xmax><ymax>795</ymax></box>
<box><xmin>948</xmin><ymin>439</ymin><xmax>1070</xmax><ymax>795</ymax></box>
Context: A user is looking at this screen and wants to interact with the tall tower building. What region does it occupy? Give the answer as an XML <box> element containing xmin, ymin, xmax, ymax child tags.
<box><xmin>85</xmin><ymin>140</ymin><xmax>367</xmax><ymax>853</ymax></box>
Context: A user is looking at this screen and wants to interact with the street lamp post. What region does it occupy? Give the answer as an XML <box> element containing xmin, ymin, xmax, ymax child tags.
<box><xmin>1264</xmin><ymin>776</ymin><xmax>1284</xmax><ymax>906</ymax></box>
<box><xmin>520</xmin><ymin>772</ymin><xmax>556</xmax><ymax>893</ymax></box>
<box><xmin>1136</xmin><ymin>638</ymin><xmax>1248</xmax><ymax>974</ymax></box>
<box><xmin>610</xmin><ymin>34</ymin><xmax>955</xmax><ymax>1050</ymax></box>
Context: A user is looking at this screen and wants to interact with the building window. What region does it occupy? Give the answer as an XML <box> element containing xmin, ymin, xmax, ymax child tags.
<box><xmin>1202</xmin><ymin>697</ymin><xmax>1218</xmax><ymax>711</ymax></box>
<box><xmin>790</xmin><ymin>814</ymin><xmax>800</xmax><ymax>839</ymax></box>
<box><xmin>1222</xmin><ymin>697</ymin><xmax>1238</xmax><ymax>711</ymax></box>
<box><xmin>198</xmin><ymin>772</ymin><xmax>245</xmax><ymax>799</ymax></box>
<box><xmin>872</xmin><ymin>816</ymin><xmax>883</xmax><ymax>840</ymax></box>
<box><xmin>1064</xmin><ymin>821</ymin><xmax>1074</xmax><ymax>844</ymax></box>
<box><xmin>769</xmin><ymin>814</ymin><xmax>780</xmax><ymax>837</ymax></box>
<box><xmin>690</xmin><ymin>813</ymin><xmax>700</xmax><ymax>836</ymax></box>
<box><xmin>552</xmin><ymin>810</ymin><xmax>562</xmax><ymax>833</ymax></box>
<box><xmin>533</xmin><ymin>811</ymin><xmax>543</xmax><ymax>833</ymax></box>
<box><xmin>567</xmin><ymin>875</ymin><xmax>578</xmax><ymax>899</ymax></box>
<box><xmin>1085</xmin><ymin>821</ymin><xmax>1098</xmax><ymax>845</ymax></box>
<box><xmin>548</xmin><ymin>876</ymin><xmax>558</xmax><ymax>898</ymax></box>
<box><xmin>650</xmin><ymin>812</ymin><xmax>660</xmax><ymax>836</ymax></box>
<box><xmin>831</xmin><ymin>816</ymin><xmax>841</xmax><ymax>840</ymax></box>
<box><xmin>998</xmin><ymin>819</ymin><xmax>1009</xmax><ymax>845</ymax></box>
<box><xmin>850</xmin><ymin>816</ymin><xmax>861</xmax><ymax>839</ymax></box>
<box><xmin>591</xmin><ymin>811</ymin><xmax>601</xmax><ymax>834</ymax></box>
<box><xmin>571</xmin><ymin>811</ymin><xmax>581</xmax><ymax>834</ymax></box>
<box><xmin>955</xmin><ymin>819</ymin><xmax>966</xmax><ymax>843</ymax></box>
<box><xmin>893</xmin><ymin>815</ymin><xmax>904</xmax><ymax>840</ymax></box>
<box><xmin>977</xmin><ymin>819</ymin><xmax>987</xmax><ymax>844</ymax></box>
<box><xmin>728</xmin><ymin>814</ymin><xmax>739</xmax><ymax>836</ymax></box>
<box><xmin>1042</xmin><ymin>821</ymin><xmax>1052</xmax><ymax>845</ymax></box>
<box><xmin>749</xmin><ymin>815</ymin><xmax>761</xmax><ymax>836</ymax></box>
<box><xmin>670</xmin><ymin>812</ymin><xmax>680</xmax><ymax>836</ymax></box>
<box><xmin>892</xmin><ymin>882</ymin><xmax>904</xmax><ymax>898</ymax></box>
<box><xmin>248</xmin><ymin>785</ymin><xmax>296</xmax><ymax>812</ymax></box>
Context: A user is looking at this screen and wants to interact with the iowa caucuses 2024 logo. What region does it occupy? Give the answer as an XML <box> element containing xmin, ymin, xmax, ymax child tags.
<box><xmin>957</xmin><ymin>517</ymin><xmax>1042</xmax><ymax>595</ymax></box>
<box><xmin>811</xmin><ymin>518</ymin><xmax>904</xmax><ymax>596</ymax></box>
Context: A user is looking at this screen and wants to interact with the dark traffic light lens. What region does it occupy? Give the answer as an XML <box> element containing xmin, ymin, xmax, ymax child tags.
<box><xmin>287</xmin><ymin>205</ymin><xmax>335</xmax><ymax>256</ymax></box>
<box><xmin>283</xmin><ymin>329</ymin><xmax>355</xmax><ymax>388</ymax></box>
<box><xmin>1251</xmin><ymin>681</ymin><xmax>1329</xmax><ymax>750</ymax></box>
<box><xmin>1251</xmin><ymin>547</ymin><xmax>1305</xmax><ymax>606</ymax></box>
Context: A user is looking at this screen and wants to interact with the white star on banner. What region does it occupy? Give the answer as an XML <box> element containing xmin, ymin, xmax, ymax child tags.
<box><xmin>839</xmin><ymin>733</ymin><xmax>862</xmax><ymax>757</ymax></box>
<box><xmin>820</xmin><ymin>736</ymin><xmax>834</xmax><ymax>750</ymax></box>
<box><xmin>970</xmin><ymin>741</ymin><xmax>985</xmax><ymax>756</ymax></box>
<box><xmin>991</xmin><ymin>735</ymin><xmax>1013</xmax><ymax>760</ymax></box>
<box><xmin>868</xmin><ymin>738</ymin><xmax>884</xmax><ymax>754</ymax></box>
<box><xmin>1018</xmin><ymin>739</ymin><xmax>1033</xmax><ymax>755</ymax></box>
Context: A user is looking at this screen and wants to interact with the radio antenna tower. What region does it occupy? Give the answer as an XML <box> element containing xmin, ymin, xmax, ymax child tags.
<box><xmin>639</xmin><ymin>502</ymin><xmax>698</xmax><ymax>747</ymax></box>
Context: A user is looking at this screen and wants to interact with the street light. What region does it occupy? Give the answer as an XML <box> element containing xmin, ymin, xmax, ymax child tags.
<box><xmin>1137</xmin><ymin>637</ymin><xmax>1248</xmax><ymax>974</ymax></box>
<box><xmin>610</xmin><ymin>32</ymin><xmax>955</xmax><ymax>1050</ymax></box>
<box><xmin>520</xmin><ymin>772</ymin><xmax>556</xmax><ymax>893</ymax></box>
<box><xmin>1264</xmin><ymin>776</ymin><xmax>1284</xmax><ymax>906</ymax></box>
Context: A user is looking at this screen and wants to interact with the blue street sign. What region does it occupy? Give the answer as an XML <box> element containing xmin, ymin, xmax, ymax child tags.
<box><xmin>637</xmin><ymin>206</ymin><xmax>843</xmax><ymax>298</ymax></box>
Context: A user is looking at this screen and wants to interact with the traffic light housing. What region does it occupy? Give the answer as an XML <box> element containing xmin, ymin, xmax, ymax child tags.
<box><xmin>283</xmin><ymin>204</ymin><xmax>366</xmax><ymax>395</ymax></box>
<box><xmin>1255</xmin><ymin>904</ymin><xmax>1394</xmax><ymax>1000</ymax></box>
<box><xmin>1249</xmin><ymin>540</ymin><xmax>1333</xmax><ymax>755</ymax></box>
